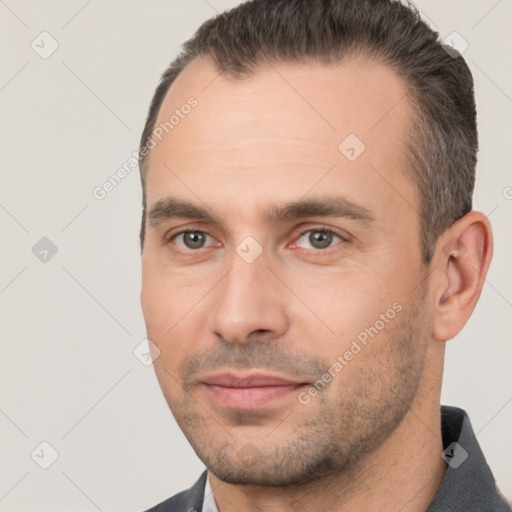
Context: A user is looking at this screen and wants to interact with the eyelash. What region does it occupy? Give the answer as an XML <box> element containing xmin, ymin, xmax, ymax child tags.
<box><xmin>166</xmin><ymin>227</ymin><xmax>348</xmax><ymax>251</ymax></box>
<box><xmin>293</xmin><ymin>228</ymin><xmax>346</xmax><ymax>250</ymax></box>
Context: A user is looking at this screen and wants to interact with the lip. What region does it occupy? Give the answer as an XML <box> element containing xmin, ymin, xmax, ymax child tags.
<box><xmin>201</xmin><ymin>372</ymin><xmax>309</xmax><ymax>410</ymax></box>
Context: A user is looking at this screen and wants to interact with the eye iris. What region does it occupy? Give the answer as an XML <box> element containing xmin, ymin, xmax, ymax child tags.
<box><xmin>184</xmin><ymin>232</ymin><xmax>206</xmax><ymax>249</ymax></box>
<box><xmin>309</xmin><ymin>230</ymin><xmax>332</xmax><ymax>249</ymax></box>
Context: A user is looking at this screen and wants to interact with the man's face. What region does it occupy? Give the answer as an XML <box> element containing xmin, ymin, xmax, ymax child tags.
<box><xmin>141</xmin><ymin>56</ymin><xmax>433</xmax><ymax>485</ymax></box>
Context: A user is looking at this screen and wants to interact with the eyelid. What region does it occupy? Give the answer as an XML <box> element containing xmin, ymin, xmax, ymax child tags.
<box><xmin>164</xmin><ymin>226</ymin><xmax>220</xmax><ymax>249</ymax></box>
<box><xmin>289</xmin><ymin>225</ymin><xmax>350</xmax><ymax>248</ymax></box>
<box><xmin>164</xmin><ymin>223</ymin><xmax>215</xmax><ymax>241</ymax></box>
<box><xmin>163</xmin><ymin>224</ymin><xmax>350</xmax><ymax>251</ymax></box>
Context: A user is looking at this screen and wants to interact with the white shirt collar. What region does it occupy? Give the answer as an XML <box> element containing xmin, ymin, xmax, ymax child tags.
<box><xmin>202</xmin><ymin>473</ymin><xmax>220</xmax><ymax>512</ymax></box>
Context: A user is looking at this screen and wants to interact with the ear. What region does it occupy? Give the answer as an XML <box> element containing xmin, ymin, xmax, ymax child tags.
<box><xmin>432</xmin><ymin>211</ymin><xmax>493</xmax><ymax>342</ymax></box>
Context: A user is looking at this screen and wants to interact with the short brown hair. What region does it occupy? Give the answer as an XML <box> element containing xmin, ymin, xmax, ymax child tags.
<box><xmin>139</xmin><ymin>0</ymin><xmax>477</xmax><ymax>263</ymax></box>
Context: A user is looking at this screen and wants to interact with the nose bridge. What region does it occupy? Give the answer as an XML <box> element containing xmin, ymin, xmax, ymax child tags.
<box><xmin>207</xmin><ymin>253</ymin><xmax>288</xmax><ymax>343</ymax></box>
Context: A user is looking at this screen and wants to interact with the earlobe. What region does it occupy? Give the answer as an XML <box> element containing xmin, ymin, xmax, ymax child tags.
<box><xmin>432</xmin><ymin>212</ymin><xmax>493</xmax><ymax>342</ymax></box>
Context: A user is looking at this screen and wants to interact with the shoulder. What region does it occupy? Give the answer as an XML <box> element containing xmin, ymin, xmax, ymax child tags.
<box><xmin>429</xmin><ymin>406</ymin><xmax>512</xmax><ymax>511</ymax></box>
<box><xmin>143</xmin><ymin>471</ymin><xmax>207</xmax><ymax>512</ymax></box>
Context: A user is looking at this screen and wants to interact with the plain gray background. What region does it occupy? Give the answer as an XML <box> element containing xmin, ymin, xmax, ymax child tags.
<box><xmin>0</xmin><ymin>1</ymin><xmax>511</xmax><ymax>510</ymax></box>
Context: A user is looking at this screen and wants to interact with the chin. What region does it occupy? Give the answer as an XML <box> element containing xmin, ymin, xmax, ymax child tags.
<box><xmin>203</xmin><ymin>445</ymin><xmax>350</xmax><ymax>488</ymax></box>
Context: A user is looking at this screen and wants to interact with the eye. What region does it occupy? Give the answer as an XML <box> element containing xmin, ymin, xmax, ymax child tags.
<box><xmin>295</xmin><ymin>229</ymin><xmax>344</xmax><ymax>250</ymax></box>
<box><xmin>172</xmin><ymin>231</ymin><xmax>215</xmax><ymax>250</ymax></box>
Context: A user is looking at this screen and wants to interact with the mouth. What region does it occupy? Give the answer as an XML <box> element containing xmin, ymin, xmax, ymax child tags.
<box><xmin>200</xmin><ymin>372</ymin><xmax>310</xmax><ymax>410</ymax></box>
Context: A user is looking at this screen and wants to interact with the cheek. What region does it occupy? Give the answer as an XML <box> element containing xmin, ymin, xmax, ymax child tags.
<box><xmin>287</xmin><ymin>265</ymin><xmax>386</xmax><ymax>323</ymax></box>
<box><xmin>285</xmin><ymin>263</ymin><xmax>406</xmax><ymax>357</ymax></box>
<box><xmin>141</xmin><ymin>262</ymin><xmax>212</xmax><ymax>372</ymax></box>
<box><xmin>151</xmin><ymin>313</ymin><xmax>211</xmax><ymax>411</ymax></box>
<box><xmin>141</xmin><ymin>257</ymin><xmax>206</xmax><ymax>333</ymax></box>
<box><xmin>140</xmin><ymin>266</ymin><xmax>169</xmax><ymax>337</ymax></box>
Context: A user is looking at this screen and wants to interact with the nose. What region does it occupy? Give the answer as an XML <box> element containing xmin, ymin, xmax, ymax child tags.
<box><xmin>207</xmin><ymin>256</ymin><xmax>289</xmax><ymax>344</ymax></box>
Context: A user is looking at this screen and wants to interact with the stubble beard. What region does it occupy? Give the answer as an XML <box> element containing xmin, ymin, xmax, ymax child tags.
<box><xmin>159</xmin><ymin>287</ymin><xmax>430</xmax><ymax>488</ymax></box>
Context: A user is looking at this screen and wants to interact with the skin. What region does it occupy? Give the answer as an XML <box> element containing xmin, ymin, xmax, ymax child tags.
<box><xmin>140</xmin><ymin>55</ymin><xmax>493</xmax><ymax>511</ymax></box>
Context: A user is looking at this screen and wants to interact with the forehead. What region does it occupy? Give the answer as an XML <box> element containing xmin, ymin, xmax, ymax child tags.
<box><xmin>154</xmin><ymin>54</ymin><xmax>411</xmax><ymax>144</ymax></box>
<box><xmin>145</xmin><ymin>55</ymin><xmax>416</xmax><ymax>224</ymax></box>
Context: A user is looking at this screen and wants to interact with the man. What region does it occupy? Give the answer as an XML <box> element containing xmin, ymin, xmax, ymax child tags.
<box><xmin>138</xmin><ymin>0</ymin><xmax>510</xmax><ymax>510</ymax></box>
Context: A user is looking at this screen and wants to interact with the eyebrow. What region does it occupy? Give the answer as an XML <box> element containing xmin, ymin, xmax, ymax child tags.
<box><xmin>147</xmin><ymin>196</ymin><xmax>375</xmax><ymax>228</ymax></box>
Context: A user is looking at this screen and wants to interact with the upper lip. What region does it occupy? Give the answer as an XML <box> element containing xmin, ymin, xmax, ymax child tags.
<box><xmin>201</xmin><ymin>372</ymin><xmax>308</xmax><ymax>388</ymax></box>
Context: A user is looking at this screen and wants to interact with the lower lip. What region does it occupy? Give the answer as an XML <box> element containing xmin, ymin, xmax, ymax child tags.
<box><xmin>204</xmin><ymin>383</ymin><xmax>305</xmax><ymax>410</ymax></box>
